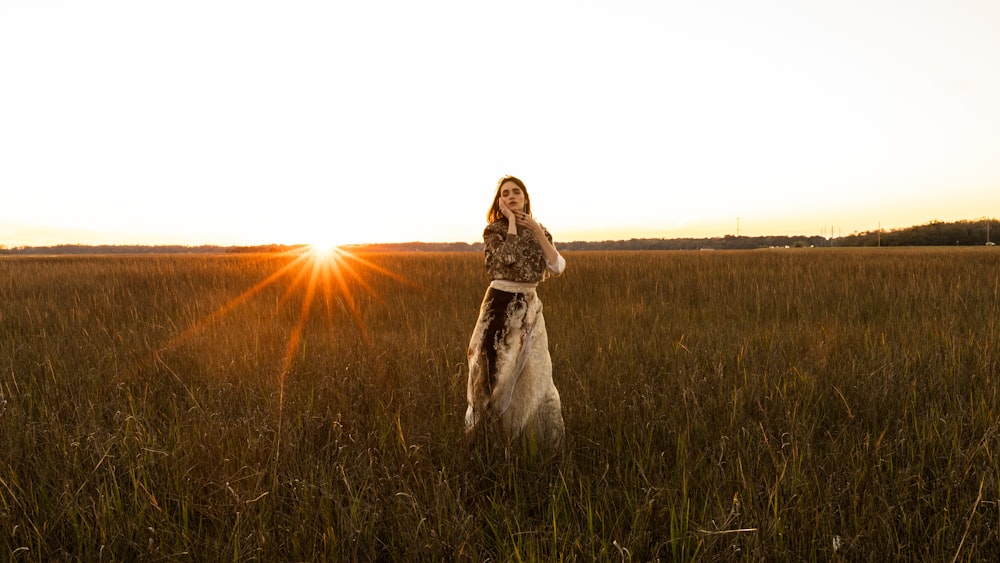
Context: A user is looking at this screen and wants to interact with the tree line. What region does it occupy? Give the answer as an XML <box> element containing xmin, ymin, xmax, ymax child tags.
<box><xmin>835</xmin><ymin>219</ymin><xmax>998</xmax><ymax>247</ymax></box>
<box><xmin>2</xmin><ymin>219</ymin><xmax>996</xmax><ymax>255</ymax></box>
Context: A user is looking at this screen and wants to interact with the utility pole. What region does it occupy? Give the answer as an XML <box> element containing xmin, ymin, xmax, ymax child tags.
<box><xmin>736</xmin><ymin>217</ymin><xmax>740</xmax><ymax>237</ymax></box>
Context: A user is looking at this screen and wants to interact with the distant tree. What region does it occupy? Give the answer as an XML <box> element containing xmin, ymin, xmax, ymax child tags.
<box><xmin>837</xmin><ymin>219</ymin><xmax>999</xmax><ymax>247</ymax></box>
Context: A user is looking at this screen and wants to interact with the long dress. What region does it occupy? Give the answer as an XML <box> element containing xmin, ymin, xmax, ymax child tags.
<box><xmin>464</xmin><ymin>219</ymin><xmax>565</xmax><ymax>448</ymax></box>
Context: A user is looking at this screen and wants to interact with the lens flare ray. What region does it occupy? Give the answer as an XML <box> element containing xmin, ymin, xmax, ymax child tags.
<box><xmin>153</xmin><ymin>245</ymin><xmax>404</xmax><ymax>387</ymax></box>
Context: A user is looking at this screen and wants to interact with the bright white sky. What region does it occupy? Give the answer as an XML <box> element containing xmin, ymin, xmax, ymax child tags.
<box><xmin>2</xmin><ymin>0</ymin><xmax>999</xmax><ymax>247</ymax></box>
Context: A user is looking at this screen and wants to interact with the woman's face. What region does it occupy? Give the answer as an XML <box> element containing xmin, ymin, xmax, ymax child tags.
<box><xmin>499</xmin><ymin>181</ymin><xmax>526</xmax><ymax>212</ymax></box>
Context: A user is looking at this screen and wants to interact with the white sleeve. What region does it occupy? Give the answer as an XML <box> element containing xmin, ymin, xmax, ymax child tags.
<box><xmin>546</xmin><ymin>252</ymin><xmax>566</xmax><ymax>275</ymax></box>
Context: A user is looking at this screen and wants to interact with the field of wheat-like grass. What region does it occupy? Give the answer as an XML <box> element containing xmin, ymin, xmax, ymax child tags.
<box><xmin>1</xmin><ymin>248</ymin><xmax>998</xmax><ymax>561</ymax></box>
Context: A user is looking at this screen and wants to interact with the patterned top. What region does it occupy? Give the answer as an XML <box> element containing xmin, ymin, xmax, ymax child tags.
<box><xmin>484</xmin><ymin>219</ymin><xmax>558</xmax><ymax>283</ymax></box>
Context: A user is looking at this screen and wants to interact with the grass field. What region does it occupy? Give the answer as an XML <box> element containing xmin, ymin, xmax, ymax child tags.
<box><xmin>1</xmin><ymin>248</ymin><xmax>999</xmax><ymax>561</ymax></box>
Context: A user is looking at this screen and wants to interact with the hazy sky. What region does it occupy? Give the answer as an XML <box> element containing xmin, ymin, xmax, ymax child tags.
<box><xmin>2</xmin><ymin>0</ymin><xmax>999</xmax><ymax>247</ymax></box>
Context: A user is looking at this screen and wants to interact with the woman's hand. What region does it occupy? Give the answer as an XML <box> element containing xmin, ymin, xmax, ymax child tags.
<box><xmin>514</xmin><ymin>210</ymin><xmax>541</xmax><ymax>234</ymax></box>
<box><xmin>498</xmin><ymin>200</ymin><xmax>518</xmax><ymax>235</ymax></box>
<box><xmin>498</xmin><ymin>199</ymin><xmax>517</xmax><ymax>222</ymax></box>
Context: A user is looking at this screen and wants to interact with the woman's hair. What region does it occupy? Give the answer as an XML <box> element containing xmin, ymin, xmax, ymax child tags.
<box><xmin>487</xmin><ymin>175</ymin><xmax>532</xmax><ymax>224</ymax></box>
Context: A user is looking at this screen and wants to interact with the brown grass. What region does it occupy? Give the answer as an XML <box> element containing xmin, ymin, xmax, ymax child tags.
<box><xmin>1</xmin><ymin>247</ymin><xmax>998</xmax><ymax>560</ymax></box>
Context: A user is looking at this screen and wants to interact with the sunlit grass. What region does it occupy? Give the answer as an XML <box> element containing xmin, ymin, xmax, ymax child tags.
<box><xmin>1</xmin><ymin>248</ymin><xmax>998</xmax><ymax>560</ymax></box>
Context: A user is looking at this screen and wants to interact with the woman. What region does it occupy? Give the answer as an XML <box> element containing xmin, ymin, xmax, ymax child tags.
<box><xmin>465</xmin><ymin>175</ymin><xmax>566</xmax><ymax>450</ymax></box>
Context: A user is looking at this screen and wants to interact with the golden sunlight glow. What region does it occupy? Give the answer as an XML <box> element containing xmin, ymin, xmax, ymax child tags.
<box><xmin>158</xmin><ymin>244</ymin><xmax>410</xmax><ymax>379</ymax></box>
<box><xmin>308</xmin><ymin>242</ymin><xmax>343</xmax><ymax>261</ymax></box>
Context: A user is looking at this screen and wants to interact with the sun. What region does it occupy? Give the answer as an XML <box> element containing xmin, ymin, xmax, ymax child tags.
<box><xmin>308</xmin><ymin>241</ymin><xmax>343</xmax><ymax>260</ymax></box>
<box><xmin>304</xmin><ymin>228</ymin><xmax>352</xmax><ymax>261</ymax></box>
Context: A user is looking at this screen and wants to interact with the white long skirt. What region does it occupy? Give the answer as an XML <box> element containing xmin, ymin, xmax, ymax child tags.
<box><xmin>465</xmin><ymin>287</ymin><xmax>564</xmax><ymax>449</ymax></box>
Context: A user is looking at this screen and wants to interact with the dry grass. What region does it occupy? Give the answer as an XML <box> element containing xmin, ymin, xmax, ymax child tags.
<box><xmin>1</xmin><ymin>247</ymin><xmax>998</xmax><ymax>560</ymax></box>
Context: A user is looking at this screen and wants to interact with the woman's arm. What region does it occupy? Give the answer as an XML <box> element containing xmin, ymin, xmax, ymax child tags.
<box><xmin>486</xmin><ymin>199</ymin><xmax>524</xmax><ymax>266</ymax></box>
<box><xmin>516</xmin><ymin>212</ymin><xmax>565</xmax><ymax>274</ymax></box>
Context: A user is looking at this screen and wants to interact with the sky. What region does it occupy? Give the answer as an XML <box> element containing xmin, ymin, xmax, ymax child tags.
<box><xmin>2</xmin><ymin>0</ymin><xmax>999</xmax><ymax>247</ymax></box>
